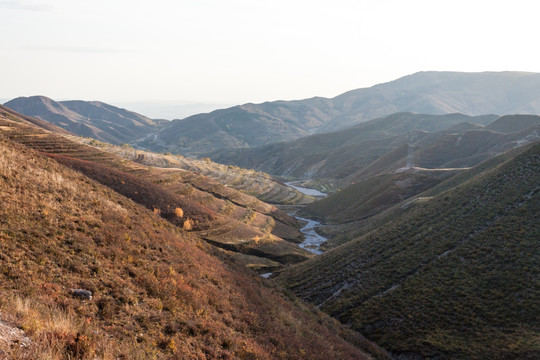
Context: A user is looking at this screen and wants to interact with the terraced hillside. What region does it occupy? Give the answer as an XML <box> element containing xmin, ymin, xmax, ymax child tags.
<box><xmin>70</xmin><ymin>137</ymin><xmax>312</xmax><ymax>205</ymax></box>
<box><xmin>278</xmin><ymin>142</ymin><xmax>540</xmax><ymax>359</ymax></box>
<box><xmin>0</xmin><ymin>106</ymin><xmax>310</xmax><ymax>272</ymax></box>
<box><xmin>0</xmin><ymin>133</ymin><xmax>387</xmax><ymax>359</ymax></box>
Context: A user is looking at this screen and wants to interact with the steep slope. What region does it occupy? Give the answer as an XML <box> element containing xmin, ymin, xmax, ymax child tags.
<box><xmin>144</xmin><ymin>71</ymin><xmax>540</xmax><ymax>155</ymax></box>
<box><xmin>4</xmin><ymin>96</ymin><xmax>164</xmax><ymax>145</ymax></box>
<box><xmin>315</xmin><ymin>144</ymin><xmax>537</xmax><ymax>250</ymax></box>
<box><xmin>0</xmin><ymin>107</ymin><xmax>310</xmax><ymax>272</ymax></box>
<box><xmin>0</xmin><ymin>136</ymin><xmax>386</xmax><ymax>359</ymax></box>
<box><xmin>278</xmin><ymin>142</ymin><xmax>540</xmax><ymax>359</ymax></box>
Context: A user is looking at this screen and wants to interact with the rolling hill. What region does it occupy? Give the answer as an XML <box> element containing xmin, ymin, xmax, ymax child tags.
<box><xmin>141</xmin><ymin>71</ymin><xmax>540</xmax><ymax>155</ymax></box>
<box><xmin>210</xmin><ymin>113</ymin><xmax>540</xmax><ymax>187</ymax></box>
<box><xmin>4</xmin><ymin>96</ymin><xmax>165</xmax><ymax>145</ymax></box>
<box><xmin>278</xmin><ymin>141</ymin><xmax>540</xmax><ymax>359</ymax></box>
<box><xmin>7</xmin><ymin>72</ymin><xmax>540</xmax><ymax>156</ymax></box>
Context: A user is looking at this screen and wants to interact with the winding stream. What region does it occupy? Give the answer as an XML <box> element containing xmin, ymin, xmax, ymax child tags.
<box><xmin>262</xmin><ymin>182</ymin><xmax>328</xmax><ymax>277</ymax></box>
<box><xmin>296</xmin><ymin>216</ymin><xmax>326</xmax><ymax>255</ymax></box>
<box><xmin>284</xmin><ymin>182</ymin><xmax>328</xmax><ymax>254</ymax></box>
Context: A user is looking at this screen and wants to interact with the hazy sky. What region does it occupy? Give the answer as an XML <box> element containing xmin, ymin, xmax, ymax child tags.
<box><xmin>2</xmin><ymin>0</ymin><xmax>540</xmax><ymax>110</ymax></box>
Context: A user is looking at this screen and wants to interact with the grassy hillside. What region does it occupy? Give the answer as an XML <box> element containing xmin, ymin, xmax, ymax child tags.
<box><xmin>0</xmin><ymin>107</ymin><xmax>311</xmax><ymax>272</ymax></box>
<box><xmin>313</xmin><ymin>143</ymin><xmax>536</xmax><ymax>250</ymax></box>
<box><xmin>210</xmin><ymin>113</ymin><xmax>496</xmax><ymax>181</ymax></box>
<box><xmin>278</xmin><ymin>142</ymin><xmax>540</xmax><ymax>359</ymax></box>
<box><xmin>0</xmin><ymin>135</ymin><xmax>390</xmax><ymax>359</ymax></box>
<box><xmin>302</xmin><ymin>168</ymin><xmax>460</xmax><ymax>224</ymax></box>
<box><xmin>72</xmin><ymin>137</ymin><xmax>313</xmax><ymax>205</ymax></box>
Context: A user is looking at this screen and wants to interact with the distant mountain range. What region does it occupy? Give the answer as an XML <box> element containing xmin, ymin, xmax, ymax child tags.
<box><xmin>6</xmin><ymin>71</ymin><xmax>540</xmax><ymax>156</ymax></box>
<box><xmin>141</xmin><ymin>71</ymin><xmax>540</xmax><ymax>155</ymax></box>
<box><xmin>4</xmin><ymin>96</ymin><xmax>165</xmax><ymax>145</ymax></box>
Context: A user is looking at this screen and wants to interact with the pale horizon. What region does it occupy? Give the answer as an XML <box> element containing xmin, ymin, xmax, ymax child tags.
<box><xmin>2</xmin><ymin>0</ymin><xmax>540</xmax><ymax>116</ymax></box>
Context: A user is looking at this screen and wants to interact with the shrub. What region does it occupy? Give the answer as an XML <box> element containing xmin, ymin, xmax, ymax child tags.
<box><xmin>183</xmin><ymin>218</ymin><xmax>194</xmax><ymax>231</ymax></box>
<box><xmin>174</xmin><ymin>207</ymin><xmax>184</xmax><ymax>218</ymax></box>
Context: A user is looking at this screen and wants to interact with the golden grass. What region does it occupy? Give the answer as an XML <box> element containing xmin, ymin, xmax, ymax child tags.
<box><xmin>0</xmin><ymin>126</ymin><xmax>384</xmax><ymax>359</ymax></box>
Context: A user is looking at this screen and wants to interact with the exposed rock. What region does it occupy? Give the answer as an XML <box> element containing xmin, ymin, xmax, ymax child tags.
<box><xmin>70</xmin><ymin>289</ymin><xmax>93</xmax><ymax>301</ymax></box>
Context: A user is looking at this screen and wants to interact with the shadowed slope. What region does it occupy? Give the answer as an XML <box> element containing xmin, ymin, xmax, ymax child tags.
<box><xmin>279</xmin><ymin>142</ymin><xmax>540</xmax><ymax>359</ymax></box>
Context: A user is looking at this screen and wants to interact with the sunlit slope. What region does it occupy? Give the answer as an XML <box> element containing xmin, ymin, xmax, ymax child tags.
<box><xmin>0</xmin><ymin>107</ymin><xmax>311</xmax><ymax>270</ymax></box>
<box><xmin>72</xmin><ymin>137</ymin><xmax>312</xmax><ymax>205</ymax></box>
<box><xmin>0</xmin><ymin>136</ymin><xmax>386</xmax><ymax>359</ymax></box>
<box><xmin>279</xmin><ymin>142</ymin><xmax>540</xmax><ymax>359</ymax></box>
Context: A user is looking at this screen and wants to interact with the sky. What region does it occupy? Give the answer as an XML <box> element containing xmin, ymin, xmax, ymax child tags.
<box><xmin>2</xmin><ymin>0</ymin><xmax>540</xmax><ymax>118</ymax></box>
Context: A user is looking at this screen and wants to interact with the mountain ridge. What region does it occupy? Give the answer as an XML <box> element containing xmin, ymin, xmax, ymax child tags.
<box><xmin>7</xmin><ymin>71</ymin><xmax>540</xmax><ymax>156</ymax></box>
<box><xmin>4</xmin><ymin>96</ymin><xmax>165</xmax><ymax>145</ymax></box>
<box><xmin>146</xmin><ymin>71</ymin><xmax>540</xmax><ymax>155</ymax></box>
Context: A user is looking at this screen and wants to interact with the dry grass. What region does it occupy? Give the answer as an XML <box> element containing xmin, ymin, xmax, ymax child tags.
<box><xmin>0</xmin><ymin>111</ymin><xmax>306</xmax><ymax>270</ymax></box>
<box><xmin>0</xmin><ymin>118</ymin><xmax>385</xmax><ymax>359</ymax></box>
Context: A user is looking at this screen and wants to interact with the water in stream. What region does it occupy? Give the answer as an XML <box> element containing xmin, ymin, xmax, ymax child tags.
<box><xmin>296</xmin><ymin>216</ymin><xmax>327</xmax><ymax>255</ymax></box>
<box><xmin>285</xmin><ymin>182</ymin><xmax>327</xmax><ymax>197</ymax></box>
<box><xmin>284</xmin><ymin>182</ymin><xmax>329</xmax><ymax>254</ymax></box>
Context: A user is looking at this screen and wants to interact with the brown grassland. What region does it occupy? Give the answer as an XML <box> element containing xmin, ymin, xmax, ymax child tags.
<box><xmin>0</xmin><ymin>114</ymin><xmax>387</xmax><ymax>358</ymax></box>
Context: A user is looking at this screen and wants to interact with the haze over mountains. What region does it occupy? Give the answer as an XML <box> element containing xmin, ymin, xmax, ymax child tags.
<box><xmin>4</xmin><ymin>96</ymin><xmax>165</xmax><ymax>145</ymax></box>
<box><xmin>6</xmin><ymin>71</ymin><xmax>540</xmax><ymax>156</ymax></box>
